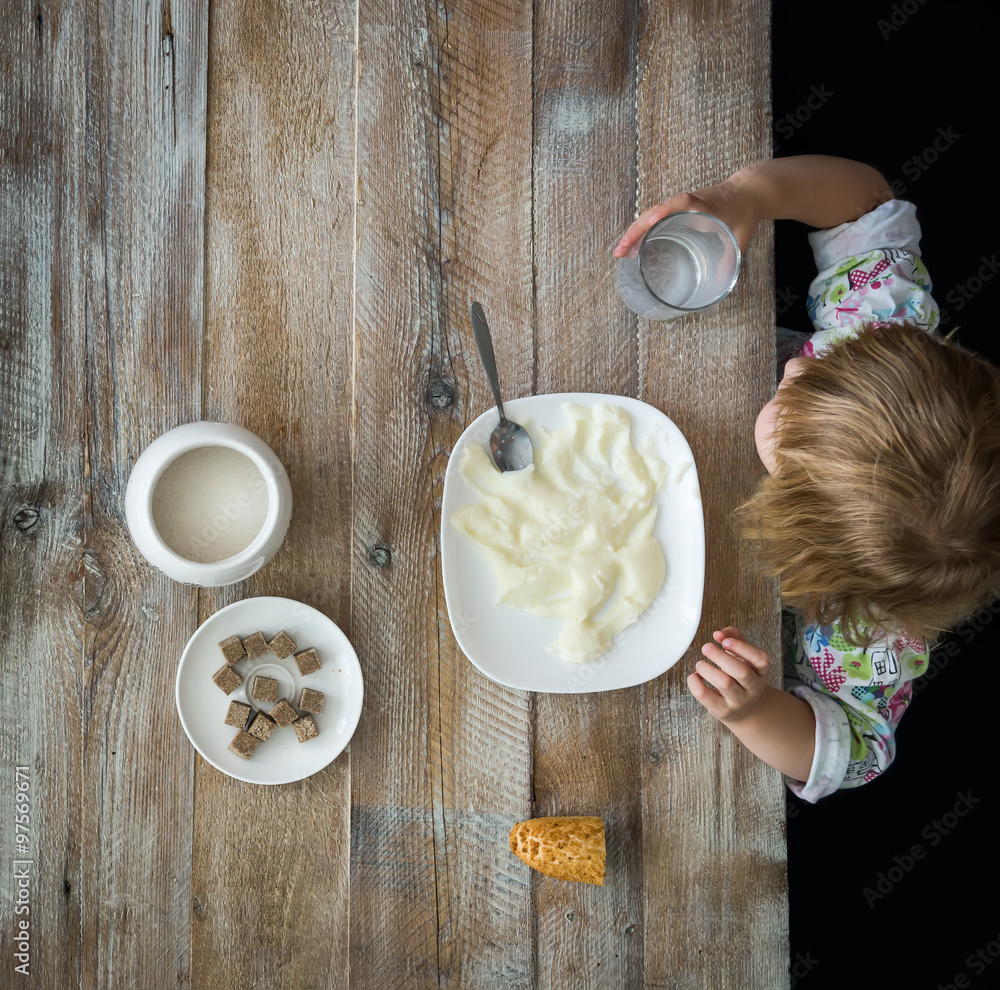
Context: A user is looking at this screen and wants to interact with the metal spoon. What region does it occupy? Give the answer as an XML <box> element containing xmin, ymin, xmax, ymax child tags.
<box><xmin>470</xmin><ymin>301</ymin><xmax>533</xmax><ymax>472</ymax></box>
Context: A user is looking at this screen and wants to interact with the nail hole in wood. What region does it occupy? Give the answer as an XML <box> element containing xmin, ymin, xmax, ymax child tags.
<box><xmin>367</xmin><ymin>542</ymin><xmax>391</xmax><ymax>568</ymax></box>
<box><xmin>427</xmin><ymin>379</ymin><xmax>455</xmax><ymax>410</ymax></box>
<box><xmin>14</xmin><ymin>508</ymin><xmax>39</xmax><ymax>531</ymax></box>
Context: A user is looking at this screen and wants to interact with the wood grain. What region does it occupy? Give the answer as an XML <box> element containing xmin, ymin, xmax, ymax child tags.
<box><xmin>350</xmin><ymin>4</ymin><xmax>445</xmax><ymax>982</ymax></box>
<box><xmin>0</xmin><ymin>2</ymin><xmax>785</xmax><ymax>986</ymax></box>
<box><xmin>530</xmin><ymin>1</ymin><xmax>645</xmax><ymax>986</ymax></box>
<box><xmin>427</xmin><ymin>3</ymin><xmax>537</xmax><ymax>987</ymax></box>
<box><xmin>636</xmin><ymin>1</ymin><xmax>788</xmax><ymax>987</ymax></box>
<box><xmin>2</xmin><ymin>0</ymin><xmax>208</xmax><ymax>987</ymax></box>
<box><xmin>352</xmin><ymin>1</ymin><xmax>536</xmax><ymax>985</ymax></box>
<box><xmin>79</xmin><ymin>0</ymin><xmax>208</xmax><ymax>984</ymax></box>
<box><xmin>1</xmin><ymin>5</ymin><xmax>87</xmax><ymax>988</ymax></box>
<box><xmin>193</xmin><ymin>0</ymin><xmax>357</xmax><ymax>987</ymax></box>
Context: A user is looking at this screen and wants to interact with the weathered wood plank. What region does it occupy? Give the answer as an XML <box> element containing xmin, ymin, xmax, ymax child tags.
<box><xmin>635</xmin><ymin>1</ymin><xmax>787</xmax><ymax>987</ymax></box>
<box><xmin>533</xmin><ymin>0</ymin><xmax>639</xmax><ymax>396</ymax></box>
<box><xmin>351</xmin><ymin>8</ymin><xmax>443</xmax><ymax>979</ymax></box>
<box><xmin>529</xmin><ymin>1</ymin><xmax>645</xmax><ymax>986</ymax></box>
<box><xmin>192</xmin><ymin>0</ymin><xmax>357</xmax><ymax>987</ymax></box>
<box><xmin>0</xmin><ymin>4</ymin><xmax>88</xmax><ymax>988</ymax></box>
<box><xmin>1</xmin><ymin>0</ymin><xmax>207</xmax><ymax>984</ymax></box>
<box><xmin>352</xmin><ymin>1</ymin><xmax>536</xmax><ymax>985</ymax></box>
<box><xmin>2</xmin><ymin>0</ymin><xmax>211</xmax><ymax>985</ymax></box>
<box><xmin>428</xmin><ymin>4</ymin><xmax>537</xmax><ymax>988</ymax></box>
<box><xmin>77</xmin><ymin>1</ymin><xmax>208</xmax><ymax>986</ymax></box>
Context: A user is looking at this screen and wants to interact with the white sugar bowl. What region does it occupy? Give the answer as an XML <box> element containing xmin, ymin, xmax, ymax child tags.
<box><xmin>125</xmin><ymin>422</ymin><xmax>292</xmax><ymax>587</ymax></box>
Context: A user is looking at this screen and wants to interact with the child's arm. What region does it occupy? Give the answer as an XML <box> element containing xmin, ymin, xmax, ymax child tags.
<box><xmin>687</xmin><ymin>626</ymin><xmax>816</xmax><ymax>782</ymax></box>
<box><xmin>615</xmin><ymin>155</ymin><xmax>892</xmax><ymax>259</ymax></box>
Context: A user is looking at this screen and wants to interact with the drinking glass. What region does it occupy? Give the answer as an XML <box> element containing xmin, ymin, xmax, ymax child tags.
<box><xmin>616</xmin><ymin>210</ymin><xmax>741</xmax><ymax>321</ymax></box>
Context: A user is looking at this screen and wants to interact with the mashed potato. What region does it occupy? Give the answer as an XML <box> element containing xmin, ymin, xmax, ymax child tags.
<box><xmin>451</xmin><ymin>402</ymin><xmax>667</xmax><ymax>663</ymax></box>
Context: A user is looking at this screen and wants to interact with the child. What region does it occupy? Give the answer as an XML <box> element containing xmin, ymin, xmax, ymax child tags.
<box><xmin>614</xmin><ymin>156</ymin><xmax>1000</xmax><ymax>802</ymax></box>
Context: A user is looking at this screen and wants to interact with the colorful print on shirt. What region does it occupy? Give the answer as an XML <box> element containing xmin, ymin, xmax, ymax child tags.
<box><xmin>786</xmin><ymin>612</ymin><xmax>930</xmax><ymax>801</ymax></box>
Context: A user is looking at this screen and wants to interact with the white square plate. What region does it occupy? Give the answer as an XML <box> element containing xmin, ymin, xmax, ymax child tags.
<box><xmin>441</xmin><ymin>393</ymin><xmax>705</xmax><ymax>693</ymax></box>
<box><xmin>175</xmin><ymin>596</ymin><xmax>363</xmax><ymax>784</ymax></box>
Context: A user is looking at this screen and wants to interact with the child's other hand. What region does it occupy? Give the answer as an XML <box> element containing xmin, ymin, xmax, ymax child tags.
<box><xmin>613</xmin><ymin>183</ymin><xmax>759</xmax><ymax>259</ymax></box>
<box><xmin>687</xmin><ymin>626</ymin><xmax>771</xmax><ymax>724</ymax></box>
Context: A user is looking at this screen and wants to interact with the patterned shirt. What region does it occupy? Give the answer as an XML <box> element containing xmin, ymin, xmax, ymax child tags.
<box><xmin>784</xmin><ymin>199</ymin><xmax>934</xmax><ymax>803</ymax></box>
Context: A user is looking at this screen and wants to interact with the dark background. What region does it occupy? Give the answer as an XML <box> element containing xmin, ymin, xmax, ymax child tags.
<box><xmin>773</xmin><ymin>2</ymin><xmax>998</xmax><ymax>988</ymax></box>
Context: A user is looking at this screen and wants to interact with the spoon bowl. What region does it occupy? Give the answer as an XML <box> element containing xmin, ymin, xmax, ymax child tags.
<box><xmin>490</xmin><ymin>419</ymin><xmax>533</xmax><ymax>472</ymax></box>
<box><xmin>470</xmin><ymin>302</ymin><xmax>534</xmax><ymax>472</ymax></box>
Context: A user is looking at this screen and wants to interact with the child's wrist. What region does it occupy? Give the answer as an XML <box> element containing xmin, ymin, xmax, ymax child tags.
<box><xmin>718</xmin><ymin>683</ymin><xmax>776</xmax><ymax>728</ymax></box>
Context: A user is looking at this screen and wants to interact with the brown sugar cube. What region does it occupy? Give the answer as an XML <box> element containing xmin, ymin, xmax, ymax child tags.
<box><xmin>212</xmin><ymin>663</ymin><xmax>242</xmax><ymax>695</ymax></box>
<box><xmin>243</xmin><ymin>631</ymin><xmax>269</xmax><ymax>659</ymax></box>
<box><xmin>228</xmin><ymin>729</ymin><xmax>259</xmax><ymax>761</ymax></box>
<box><xmin>298</xmin><ymin>687</ymin><xmax>325</xmax><ymax>714</ymax></box>
<box><xmin>251</xmin><ymin>675</ymin><xmax>279</xmax><ymax>704</ymax></box>
<box><xmin>218</xmin><ymin>635</ymin><xmax>246</xmax><ymax>665</ymax></box>
<box><xmin>293</xmin><ymin>648</ymin><xmax>321</xmax><ymax>676</ymax></box>
<box><xmin>292</xmin><ymin>714</ymin><xmax>319</xmax><ymax>743</ymax></box>
<box><xmin>224</xmin><ymin>700</ymin><xmax>252</xmax><ymax>729</ymax></box>
<box><xmin>270</xmin><ymin>698</ymin><xmax>298</xmax><ymax>728</ymax></box>
<box><xmin>268</xmin><ymin>630</ymin><xmax>297</xmax><ymax>659</ymax></box>
<box><xmin>247</xmin><ymin>709</ymin><xmax>276</xmax><ymax>742</ymax></box>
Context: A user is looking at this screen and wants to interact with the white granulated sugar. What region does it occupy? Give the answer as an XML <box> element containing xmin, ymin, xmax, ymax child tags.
<box><xmin>151</xmin><ymin>446</ymin><xmax>269</xmax><ymax>563</ymax></box>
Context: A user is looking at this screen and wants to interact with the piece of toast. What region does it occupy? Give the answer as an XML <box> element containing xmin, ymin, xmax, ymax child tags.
<box><xmin>509</xmin><ymin>816</ymin><xmax>605</xmax><ymax>885</ymax></box>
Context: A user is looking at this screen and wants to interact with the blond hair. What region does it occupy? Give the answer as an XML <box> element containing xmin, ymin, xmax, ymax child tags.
<box><xmin>739</xmin><ymin>321</ymin><xmax>1000</xmax><ymax>644</ymax></box>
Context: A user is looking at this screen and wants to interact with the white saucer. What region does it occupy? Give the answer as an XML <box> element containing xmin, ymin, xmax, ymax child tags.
<box><xmin>175</xmin><ymin>596</ymin><xmax>363</xmax><ymax>784</ymax></box>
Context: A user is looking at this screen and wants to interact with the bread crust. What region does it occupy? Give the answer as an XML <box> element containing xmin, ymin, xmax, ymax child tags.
<box><xmin>509</xmin><ymin>816</ymin><xmax>605</xmax><ymax>885</ymax></box>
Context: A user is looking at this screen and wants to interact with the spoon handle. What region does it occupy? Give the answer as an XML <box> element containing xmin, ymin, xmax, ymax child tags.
<box><xmin>470</xmin><ymin>301</ymin><xmax>506</xmax><ymax>421</ymax></box>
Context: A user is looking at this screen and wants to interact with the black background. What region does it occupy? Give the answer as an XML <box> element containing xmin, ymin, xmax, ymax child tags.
<box><xmin>773</xmin><ymin>2</ymin><xmax>998</xmax><ymax>988</ymax></box>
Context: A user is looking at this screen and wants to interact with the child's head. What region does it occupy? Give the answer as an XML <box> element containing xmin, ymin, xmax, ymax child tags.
<box><xmin>741</xmin><ymin>321</ymin><xmax>1000</xmax><ymax>642</ymax></box>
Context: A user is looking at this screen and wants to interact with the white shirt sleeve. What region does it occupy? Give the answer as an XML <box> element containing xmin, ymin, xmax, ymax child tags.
<box><xmin>783</xmin><ymin>682</ymin><xmax>852</xmax><ymax>803</ymax></box>
<box><xmin>802</xmin><ymin>199</ymin><xmax>940</xmax><ymax>357</ymax></box>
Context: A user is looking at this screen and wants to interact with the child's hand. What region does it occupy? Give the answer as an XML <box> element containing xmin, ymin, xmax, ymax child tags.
<box><xmin>687</xmin><ymin>626</ymin><xmax>771</xmax><ymax>724</ymax></box>
<box><xmin>613</xmin><ymin>182</ymin><xmax>760</xmax><ymax>259</ymax></box>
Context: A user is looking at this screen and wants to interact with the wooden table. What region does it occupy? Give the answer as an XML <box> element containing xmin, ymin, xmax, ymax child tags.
<box><xmin>1</xmin><ymin>1</ymin><xmax>785</xmax><ymax>986</ymax></box>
